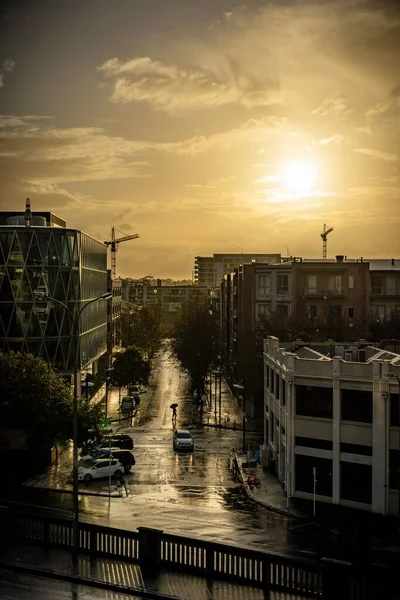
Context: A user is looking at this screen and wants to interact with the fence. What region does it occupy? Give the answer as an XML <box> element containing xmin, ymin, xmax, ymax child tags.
<box><xmin>1</xmin><ymin>504</ymin><xmax>398</xmax><ymax>599</ymax></box>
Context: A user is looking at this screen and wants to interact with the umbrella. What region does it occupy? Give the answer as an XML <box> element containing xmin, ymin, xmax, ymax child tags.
<box><xmin>170</xmin><ymin>403</ymin><xmax>178</xmax><ymax>409</ymax></box>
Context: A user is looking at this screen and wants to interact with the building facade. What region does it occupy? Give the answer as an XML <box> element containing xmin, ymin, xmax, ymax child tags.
<box><xmin>0</xmin><ymin>208</ymin><xmax>108</xmax><ymax>374</ymax></box>
<box><xmin>122</xmin><ymin>280</ymin><xmax>209</xmax><ymax>313</ymax></box>
<box><xmin>107</xmin><ymin>272</ymin><xmax>122</xmax><ymax>354</ymax></box>
<box><xmin>194</xmin><ymin>253</ymin><xmax>281</xmax><ymax>288</ymax></box>
<box><xmin>263</xmin><ymin>336</ymin><xmax>400</xmax><ymax>516</ymax></box>
<box><xmin>368</xmin><ymin>259</ymin><xmax>400</xmax><ymax>321</ymax></box>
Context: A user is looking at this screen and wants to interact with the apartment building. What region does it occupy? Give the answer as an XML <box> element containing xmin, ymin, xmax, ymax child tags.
<box><xmin>194</xmin><ymin>253</ymin><xmax>281</xmax><ymax>288</ymax></box>
<box><xmin>263</xmin><ymin>336</ymin><xmax>400</xmax><ymax>516</ymax></box>
<box><xmin>369</xmin><ymin>259</ymin><xmax>400</xmax><ymax>321</ymax></box>
<box><xmin>121</xmin><ymin>280</ymin><xmax>208</xmax><ymax>313</ymax></box>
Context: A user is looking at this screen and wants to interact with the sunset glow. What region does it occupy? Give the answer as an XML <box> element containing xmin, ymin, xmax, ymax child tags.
<box><xmin>280</xmin><ymin>160</ymin><xmax>317</xmax><ymax>195</ymax></box>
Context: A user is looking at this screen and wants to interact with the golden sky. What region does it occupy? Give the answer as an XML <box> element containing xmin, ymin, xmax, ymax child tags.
<box><xmin>0</xmin><ymin>0</ymin><xmax>399</xmax><ymax>278</ymax></box>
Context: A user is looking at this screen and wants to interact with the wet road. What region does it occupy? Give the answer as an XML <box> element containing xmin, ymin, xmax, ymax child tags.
<box><xmin>29</xmin><ymin>348</ymin><xmax>302</xmax><ymax>556</ymax></box>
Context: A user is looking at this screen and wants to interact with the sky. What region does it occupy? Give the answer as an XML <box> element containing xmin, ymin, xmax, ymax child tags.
<box><xmin>0</xmin><ymin>0</ymin><xmax>399</xmax><ymax>279</ymax></box>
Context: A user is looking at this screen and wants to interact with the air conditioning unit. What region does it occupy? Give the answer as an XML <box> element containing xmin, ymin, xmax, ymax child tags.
<box><xmin>344</xmin><ymin>351</ymin><xmax>353</xmax><ymax>362</ymax></box>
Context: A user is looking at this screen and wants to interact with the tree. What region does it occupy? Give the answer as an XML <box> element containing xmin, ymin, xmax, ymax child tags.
<box><xmin>0</xmin><ymin>352</ymin><xmax>104</xmax><ymax>452</ymax></box>
<box><xmin>122</xmin><ymin>304</ymin><xmax>164</xmax><ymax>358</ymax></box>
<box><xmin>111</xmin><ymin>346</ymin><xmax>151</xmax><ymax>389</ymax></box>
<box><xmin>169</xmin><ymin>298</ymin><xmax>220</xmax><ymax>389</ymax></box>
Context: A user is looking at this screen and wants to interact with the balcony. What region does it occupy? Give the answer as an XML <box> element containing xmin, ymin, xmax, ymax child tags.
<box><xmin>371</xmin><ymin>286</ymin><xmax>385</xmax><ymax>296</ymax></box>
<box><xmin>303</xmin><ymin>288</ymin><xmax>345</xmax><ymax>298</ymax></box>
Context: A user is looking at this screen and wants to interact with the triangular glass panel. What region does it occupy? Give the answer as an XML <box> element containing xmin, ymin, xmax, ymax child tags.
<box><xmin>70</xmin><ymin>269</ymin><xmax>80</xmax><ymax>301</ymax></box>
<box><xmin>10</xmin><ymin>267</ymin><xmax>23</xmax><ymax>301</ymax></box>
<box><xmin>26</xmin><ymin>267</ymin><xmax>42</xmax><ymax>295</ymax></box>
<box><xmin>45</xmin><ymin>340</ymin><xmax>59</xmax><ymax>367</ymax></box>
<box><xmin>17</xmin><ymin>304</ymin><xmax>32</xmax><ymax>336</ymax></box>
<box><xmin>26</xmin><ymin>232</ymin><xmax>42</xmax><ymax>266</ymax></box>
<box><xmin>0</xmin><ymin>268</ymin><xmax>13</xmax><ymax>301</ymax></box>
<box><xmin>17</xmin><ymin>230</ymin><xmax>32</xmax><ymax>262</ymax></box>
<box><xmin>52</xmin><ymin>268</ymin><xmax>66</xmax><ymax>301</ymax></box>
<box><xmin>47</xmin><ymin>267</ymin><xmax>60</xmax><ymax>298</ymax></box>
<box><xmin>1</xmin><ymin>231</ymin><xmax>14</xmax><ymax>264</ymax></box>
<box><xmin>7</xmin><ymin>232</ymin><xmax>24</xmax><ymax>267</ymax></box>
<box><xmin>44</xmin><ymin>304</ymin><xmax>61</xmax><ymax>336</ymax></box>
<box><xmin>72</xmin><ymin>234</ymin><xmax>79</xmax><ymax>267</ymax></box>
<box><xmin>47</xmin><ymin>233</ymin><xmax>60</xmax><ymax>266</ymax></box>
<box><xmin>7</xmin><ymin>305</ymin><xmax>24</xmax><ymax>337</ymax></box>
<box><xmin>1</xmin><ymin>303</ymin><xmax>14</xmax><ymax>336</ymax></box>
<box><xmin>16</xmin><ymin>270</ymin><xmax>32</xmax><ymax>302</ymax></box>
<box><xmin>60</xmin><ymin>234</ymin><xmax>71</xmax><ymax>267</ymax></box>
<box><xmin>0</xmin><ymin>265</ymin><xmax>5</xmax><ymax>293</ymax></box>
<box><xmin>36</xmin><ymin>231</ymin><xmax>50</xmax><ymax>265</ymax></box>
<box><xmin>0</xmin><ymin>313</ymin><xmax>6</xmax><ymax>337</ymax></box>
<box><xmin>60</xmin><ymin>269</ymin><xmax>71</xmax><ymax>297</ymax></box>
<box><xmin>29</xmin><ymin>305</ymin><xmax>44</xmax><ymax>336</ymax></box>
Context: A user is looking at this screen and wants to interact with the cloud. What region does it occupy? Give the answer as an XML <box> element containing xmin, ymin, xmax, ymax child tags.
<box><xmin>98</xmin><ymin>56</ymin><xmax>280</xmax><ymax>113</ymax></box>
<box><xmin>312</xmin><ymin>97</ymin><xmax>350</xmax><ymax>118</ymax></box>
<box><xmin>353</xmin><ymin>148</ymin><xmax>398</xmax><ymax>162</ymax></box>
<box><xmin>0</xmin><ymin>59</ymin><xmax>14</xmax><ymax>88</ymax></box>
<box><xmin>320</xmin><ymin>135</ymin><xmax>343</xmax><ymax>145</ymax></box>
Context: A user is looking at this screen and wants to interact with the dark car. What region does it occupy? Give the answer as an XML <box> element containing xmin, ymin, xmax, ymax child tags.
<box><xmin>99</xmin><ymin>434</ymin><xmax>134</xmax><ymax>450</ymax></box>
<box><xmin>120</xmin><ymin>396</ymin><xmax>135</xmax><ymax>412</ymax></box>
<box><xmin>89</xmin><ymin>448</ymin><xmax>136</xmax><ymax>472</ymax></box>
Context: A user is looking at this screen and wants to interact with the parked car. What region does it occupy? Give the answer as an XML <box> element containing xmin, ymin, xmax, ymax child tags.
<box><xmin>78</xmin><ymin>458</ymin><xmax>124</xmax><ymax>482</ymax></box>
<box><xmin>98</xmin><ymin>434</ymin><xmax>134</xmax><ymax>450</ymax></box>
<box><xmin>80</xmin><ymin>446</ymin><xmax>121</xmax><ymax>460</ymax></box>
<box><xmin>120</xmin><ymin>396</ymin><xmax>135</xmax><ymax>412</ymax></box>
<box><xmin>173</xmin><ymin>429</ymin><xmax>194</xmax><ymax>451</ymax></box>
<box><xmin>81</xmin><ymin>448</ymin><xmax>136</xmax><ymax>472</ymax></box>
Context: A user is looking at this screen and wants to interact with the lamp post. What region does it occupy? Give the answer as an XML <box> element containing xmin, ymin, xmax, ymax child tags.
<box><xmin>212</xmin><ymin>368</ymin><xmax>222</xmax><ymax>428</ymax></box>
<box><xmin>33</xmin><ymin>290</ymin><xmax>112</xmax><ymax>565</ymax></box>
<box><xmin>233</xmin><ymin>381</ymin><xmax>246</xmax><ymax>450</ymax></box>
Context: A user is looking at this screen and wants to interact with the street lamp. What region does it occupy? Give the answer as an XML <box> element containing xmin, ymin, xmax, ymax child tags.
<box><xmin>33</xmin><ymin>289</ymin><xmax>112</xmax><ymax>565</ymax></box>
<box><xmin>233</xmin><ymin>381</ymin><xmax>246</xmax><ymax>451</ymax></box>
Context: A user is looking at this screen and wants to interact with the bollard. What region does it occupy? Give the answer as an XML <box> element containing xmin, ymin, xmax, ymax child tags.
<box><xmin>138</xmin><ymin>527</ymin><xmax>163</xmax><ymax>573</ymax></box>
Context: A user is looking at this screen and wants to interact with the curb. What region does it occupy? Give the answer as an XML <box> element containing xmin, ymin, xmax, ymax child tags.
<box><xmin>232</xmin><ymin>453</ymin><xmax>301</xmax><ymax>520</ymax></box>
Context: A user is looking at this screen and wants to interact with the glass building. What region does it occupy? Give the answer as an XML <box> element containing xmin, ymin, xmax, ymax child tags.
<box><xmin>0</xmin><ymin>209</ymin><xmax>108</xmax><ymax>374</ymax></box>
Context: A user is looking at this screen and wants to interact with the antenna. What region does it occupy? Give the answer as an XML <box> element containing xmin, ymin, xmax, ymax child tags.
<box><xmin>320</xmin><ymin>223</ymin><xmax>334</xmax><ymax>259</ymax></box>
<box><xmin>24</xmin><ymin>198</ymin><xmax>32</xmax><ymax>227</ymax></box>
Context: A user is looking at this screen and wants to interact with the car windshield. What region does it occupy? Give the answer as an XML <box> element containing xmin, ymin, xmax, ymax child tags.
<box><xmin>78</xmin><ymin>459</ymin><xmax>95</xmax><ymax>468</ymax></box>
<box><xmin>177</xmin><ymin>432</ymin><xmax>192</xmax><ymax>439</ymax></box>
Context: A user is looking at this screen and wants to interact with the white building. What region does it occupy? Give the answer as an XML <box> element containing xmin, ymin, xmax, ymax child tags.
<box><xmin>263</xmin><ymin>336</ymin><xmax>400</xmax><ymax>515</ymax></box>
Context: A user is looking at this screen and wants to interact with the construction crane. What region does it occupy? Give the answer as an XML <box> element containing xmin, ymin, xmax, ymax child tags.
<box><xmin>104</xmin><ymin>227</ymin><xmax>139</xmax><ymax>279</ymax></box>
<box><xmin>321</xmin><ymin>223</ymin><xmax>334</xmax><ymax>259</ymax></box>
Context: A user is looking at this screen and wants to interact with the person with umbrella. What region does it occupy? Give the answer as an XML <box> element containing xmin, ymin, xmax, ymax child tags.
<box><xmin>170</xmin><ymin>403</ymin><xmax>178</xmax><ymax>422</ymax></box>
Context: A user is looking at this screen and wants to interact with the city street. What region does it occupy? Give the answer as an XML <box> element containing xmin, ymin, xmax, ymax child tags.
<box><xmin>28</xmin><ymin>347</ymin><xmax>303</xmax><ymax>557</ymax></box>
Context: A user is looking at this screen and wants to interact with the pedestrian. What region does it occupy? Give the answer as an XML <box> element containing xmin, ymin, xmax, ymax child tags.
<box><xmin>201</xmin><ymin>392</ymin><xmax>207</xmax><ymax>410</ymax></box>
<box><xmin>171</xmin><ymin>405</ymin><xmax>178</xmax><ymax>420</ymax></box>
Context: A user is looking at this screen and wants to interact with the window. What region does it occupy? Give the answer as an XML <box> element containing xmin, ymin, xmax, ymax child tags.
<box><xmin>296</xmin><ymin>385</ymin><xmax>333</xmax><ymax>418</ymax></box>
<box><xmin>348</xmin><ymin>307</ymin><xmax>354</xmax><ymax>319</ymax></box>
<box><xmin>341</xmin><ymin>462</ymin><xmax>372</xmax><ymax>504</ymax></box>
<box><xmin>257</xmin><ymin>303</ymin><xmax>271</xmax><ymax>318</ymax></box>
<box><xmin>341</xmin><ymin>389</ymin><xmax>372</xmax><ymax>423</ymax></box>
<box><xmin>308</xmin><ymin>305</ymin><xmax>317</xmax><ymax>319</ymax></box>
<box><xmin>371</xmin><ymin>305</ymin><xmax>386</xmax><ymax>320</ymax></box>
<box><xmin>265</xmin><ymin>366</ymin><xmax>270</xmax><ymax>389</ymax></box>
<box><xmin>307</xmin><ymin>275</ymin><xmax>317</xmax><ymax>295</ymax></box>
<box><xmin>276</xmin><ymin>303</ymin><xmax>289</xmax><ymax>318</ymax></box>
<box><xmin>328</xmin><ymin>305</ymin><xmax>342</xmax><ymax>319</ymax></box>
<box><xmin>390</xmin><ymin>393</ymin><xmax>400</xmax><ymax>426</ymax></box>
<box><xmin>296</xmin><ymin>437</ymin><xmax>333</xmax><ymax>450</ymax></box>
<box><xmin>258</xmin><ymin>274</ymin><xmax>271</xmax><ymax>296</ymax></box>
<box><xmin>371</xmin><ymin>274</ymin><xmax>385</xmax><ymax>295</ymax></box>
<box><xmin>329</xmin><ymin>275</ymin><xmax>342</xmax><ymax>294</ymax></box>
<box><xmin>282</xmin><ymin>379</ymin><xmax>286</xmax><ymax>406</ymax></box>
<box><xmin>295</xmin><ymin>455</ymin><xmax>332</xmax><ymax>497</ymax></box>
<box><xmin>276</xmin><ymin>273</ymin><xmax>289</xmax><ymax>295</ymax></box>
<box><xmin>348</xmin><ymin>275</ymin><xmax>354</xmax><ymax>289</ymax></box>
<box><xmin>340</xmin><ymin>442</ymin><xmax>372</xmax><ymax>456</ymax></box>
<box><xmin>389</xmin><ymin>450</ymin><xmax>400</xmax><ymax>490</ymax></box>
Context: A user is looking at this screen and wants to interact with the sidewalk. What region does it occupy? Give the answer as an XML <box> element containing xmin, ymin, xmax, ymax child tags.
<box><xmin>230</xmin><ymin>451</ymin><xmax>303</xmax><ymax>520</ymax></box>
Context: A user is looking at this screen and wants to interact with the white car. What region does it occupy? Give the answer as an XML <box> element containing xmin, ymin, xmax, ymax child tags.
<box><xmin>78</xmin><ymin>458</ymin><xmax>124</xmax><ymax>482</ymax></box>
<box><xmin>173</xmin><ymin>429</ymin><xmax>194</xmax><ymax>451</ymax></box>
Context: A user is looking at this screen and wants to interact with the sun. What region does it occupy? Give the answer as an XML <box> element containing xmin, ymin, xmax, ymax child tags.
<box><xmin>280</xmin><ymin>159</ymin><xmax>317</xmax><ymax>194</ymax></box>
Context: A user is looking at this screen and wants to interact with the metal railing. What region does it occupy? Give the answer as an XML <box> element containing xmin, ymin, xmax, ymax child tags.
<box><xmin>1</xmin><ymin>505</ymin><xmax>398</xmax><ymax>599</ymax></box>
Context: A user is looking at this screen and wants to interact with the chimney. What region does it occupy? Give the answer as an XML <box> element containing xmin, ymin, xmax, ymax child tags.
<box><xmin>24</xmin><ymin>198</ymin><xmax>32</xmax><ymax>227</ymax></box>
<box><xmin>336</xmin><ymin>255</ymin><xmax>344</xmax><ymax>263</ymax></box>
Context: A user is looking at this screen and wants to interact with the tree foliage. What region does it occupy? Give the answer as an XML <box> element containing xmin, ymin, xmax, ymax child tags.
<box><xmin>121</xmin><ymin>304</ymin><xmax>164</xmax><ymax>358</ymax></box>
<box><xmin>111</xmin><ymin>346</ymin><xmax>151</xmax><ymax>389</ymax></box>
<box><xmin>0</xmin><ymin>352</ymin><xmax>105</xmax><ymax>451</ymax></box>
<box><xmin>169</xmin><ymin>298</ymin><xmax>220</xmax><ymax>389</ymax></box>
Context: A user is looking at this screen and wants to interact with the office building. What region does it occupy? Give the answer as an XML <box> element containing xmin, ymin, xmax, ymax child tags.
<box><xmin>263</xmin><ymin>336</ymin><xmax>400</xmax><ymax>516</ymax></box>
<box><xmin>0</xmin><ymin>202</ymin><xmax>108</xmax><ymax>375</ymax></box>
